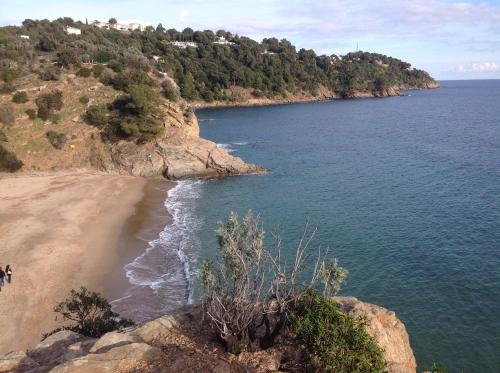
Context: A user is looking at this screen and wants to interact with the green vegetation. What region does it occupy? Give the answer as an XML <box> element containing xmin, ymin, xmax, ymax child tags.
<box><xmin>84</xmin><ymin>104</ymin><xmax>108</xmax><ymax>126</ymax></box>
<box><xmin>35</xmin><ymin>90</ymin><xmax>63</xmax><ymax>121</ymax></box>
<box><xmin>0</xmin><ymin>144</ymin><xmax>23</xmax><ymax>172</ymax></box>
<box><xmin>290</xmin><ymin>289</ymin><xmax>385</xmax><ymax>372</ymax></box>
<box><xmin>0</xmin><ymin>105</ymin><xmax>16</xmax><ymax>126</ymax></box>
<box><xmin>12</xmin><ymin>91</ymin><xmax>29</xmax><ymax>103</ymax></box>
<box><xmin>161</xmin><ymin>79</ymin><xmax>180</xmax><ymax>101</ymax></box>
<box><xmin>25</xmin><ymin>108</ymin><xmax>37</xmax><ymax>120</ymax></box>
<box><xmin>38</xmin><ymin>66</ymin><xmax>61</xmax><ymax>81</ymax></box>
<box><xmin>76</xmin><ymin>67</ymin><xmax>92</xmax><ymax>77</ymax></box>
<box><xmin>46</xmin><ymin>130</ymin><xmax>67</xmax><ymax>149</ymax></box>
<box><xmin>47</xmin><ymin>287</ymin><xmax>134</xmax><ymax>339</ymax></box>
<box><xmin>0</xmin><ymin>18</ymin><xmax>435</xmax><ymax>105</ymax></box>
<box><xmin>79</xmin><ymin>95</ymin><xmax>89</xmax><ymax>104</ymax></box>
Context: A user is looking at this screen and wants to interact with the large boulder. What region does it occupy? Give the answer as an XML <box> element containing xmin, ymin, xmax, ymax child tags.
<box><xmin>50</xmin><ymin>342</ymin><xmax>166</xmax><ymax>373</ymax></box>
<box><xmin>334</xmin><ymin>296</ymin><xmax>417</xmax><ymax>373</ymax></box>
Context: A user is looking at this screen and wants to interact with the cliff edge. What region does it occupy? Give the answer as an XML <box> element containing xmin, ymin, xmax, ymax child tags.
<box><xmin>0</xmin><ymin>298</ymin><xmax>417</xmax><ymax>373</ymax></box>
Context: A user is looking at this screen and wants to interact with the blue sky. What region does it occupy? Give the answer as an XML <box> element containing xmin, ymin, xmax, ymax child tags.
<box><xmin>1</xmin><ymin>0</ymin><xmax>499</xmax><ymax>80</ymax></box>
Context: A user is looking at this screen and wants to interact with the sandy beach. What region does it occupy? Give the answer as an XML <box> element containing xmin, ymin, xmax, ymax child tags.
<box><xmin>0</xmin><ymin>172</ymin><xmax>147</xmax><ymax>354</ymax></box>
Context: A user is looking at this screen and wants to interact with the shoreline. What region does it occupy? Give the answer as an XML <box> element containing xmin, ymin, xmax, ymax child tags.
<box><xmin>0</xmin><ymin>171</ymin><xmax>146</xmax><ymax>354</ymax></box>
<box><xmin>107</xmin><ymin>178</ymin><xmax>174</xmax><ymax>310</ymax></box>
<box><xmin>191</xmin><ymin>84</ymin><xmax>439</xmax><ymax>110</ymax></box>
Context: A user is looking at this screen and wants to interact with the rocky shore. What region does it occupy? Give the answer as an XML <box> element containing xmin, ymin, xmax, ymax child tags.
<box><xmin>0</xmin><ymin>298</ymin><xmax>417</xmax><ymax>373</ymax></box>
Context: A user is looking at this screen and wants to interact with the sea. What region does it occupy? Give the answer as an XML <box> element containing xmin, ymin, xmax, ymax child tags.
<box><xmin>114</xmin><ymin>80</ymin><xmax>500</xmax><ymax>372</ymax></box>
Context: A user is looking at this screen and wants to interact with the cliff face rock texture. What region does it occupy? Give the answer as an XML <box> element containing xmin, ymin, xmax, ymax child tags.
<box><xmin>0</xmin><ymin>73</ymin><xmax>264</xmax><ymax>180</ymax></box>
<box><xmin>0</xmin><ymin>299</ymin><xmax>417</xmax><ymax>373</ymax></box>
<box><xmin>334</xmin><ymin>296</ymin><xmax>417</xmax><ymax>373</ymax></box>
<box><xmin>100</xmin><ymin>103</ymin><xmax>264</xmax><ymax>179</ymax></box>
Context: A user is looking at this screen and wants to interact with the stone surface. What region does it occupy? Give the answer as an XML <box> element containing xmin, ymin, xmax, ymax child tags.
<box><xmin>50</xmin><ymin>342</ymin><xmax>166</xmax><ymax>373</ymax></box>
<box><xmin>89</xmin><ymin>331</ymin><xmax>143</xmax><ymax>353</ymax></box>
<box><xmin>0</xmin><ymin>350</ymin><xmax>39</xmax><ymax>372</ymax></box>
<box><xmin>334</xmin><ymin>296</ymin><xmax>417</xmax><ymax>373</ymax></box>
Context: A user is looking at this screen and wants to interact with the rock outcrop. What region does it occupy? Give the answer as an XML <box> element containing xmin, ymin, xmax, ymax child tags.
<box><xmin>334</xmin><ymin>296</ymin><xmax>417</xmax><ymax>373</ymax></box>
<box><xmin>98</xmin><ymin>103</ymin><xmax>265</xmax><ymax>179</ymax></box>
<box><xmin>0</xmin><ymin>299</ymin><xmax>417</xmax><ymax>373</ymax></box>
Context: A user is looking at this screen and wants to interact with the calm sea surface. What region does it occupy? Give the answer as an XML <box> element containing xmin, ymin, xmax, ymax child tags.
<box><xmin>192</xmin><ymin>80</ymin><xmax>500</xmax><ymax>372</ymax></box>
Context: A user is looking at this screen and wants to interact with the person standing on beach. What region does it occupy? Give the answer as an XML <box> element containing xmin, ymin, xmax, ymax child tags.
<box><xmin>0</xmin><ymin>267</ymin><xmax>5</xmax><ymax>291</ymax></box>
<box><xmin>5</xmin><ymin>265</ymin><xmax>12</xmax><ymax>284</ymax></box>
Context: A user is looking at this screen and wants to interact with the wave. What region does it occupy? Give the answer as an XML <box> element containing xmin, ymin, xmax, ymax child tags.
<box><xmin>111</xmin><ymin>180</ymin><xmax>203</xmax><ymax>321</ymax></box>
<box><xmin>217</xmin><ymin>141</ymin><xmax>250</xmax><ymax>153</ymax></box>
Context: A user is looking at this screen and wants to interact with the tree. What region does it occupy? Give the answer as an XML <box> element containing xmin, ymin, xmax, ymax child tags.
<box><xmin>57</xmin><ymin>50</ymin><xmax>81</xmax><ymax>69</ymax></box>
<box><xmin>179</xmin><ymin>72</ymin><xmax>196</xmax><ymax>100</ymax></box>
<box><xmin>51</xmin><ymin>287</ymin><xmax>133</xmax><ymax>338</ymax></box>
<box><xmin>84</xmin><ymin>104</ymin><xmax>108</xmax><ymax>127</ymax></box>
<box><xmin>161</xmin><ymin>79</ymin><xmax>180</xmax><ymax>101</ymax></box>
<box><xmin>201</xmin><ymin>211</ymin><xmax>348</xmax><ymax>353</ymax></box>
<box><xmin>35</xmin><ymin>90</ymin><xmax>63</xmax><ymax>121</ymax></box>
<box><xmin>108</xmin><ymin>18</ymin><xmax>117</xmax><ymax>25</ymax></box>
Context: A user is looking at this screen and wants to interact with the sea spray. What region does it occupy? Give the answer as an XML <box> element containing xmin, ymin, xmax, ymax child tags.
<box><xmin>111</xmin><ymin>180</ymin><xmax>203</xmax><ymax>322</ymax></box>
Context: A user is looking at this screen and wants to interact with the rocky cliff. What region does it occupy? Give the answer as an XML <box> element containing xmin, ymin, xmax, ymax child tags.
<box><xmin>0</xmin><ymin>298</ymin><xmax>417</xmax><ymax>373</ymax></box>
<box><xmin>0</xmin><ymin>72</ymin><xmax>264</xmax><ymax>179</ymax></box>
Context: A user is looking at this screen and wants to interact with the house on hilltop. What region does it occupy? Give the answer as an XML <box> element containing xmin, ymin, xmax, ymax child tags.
<box><xmin>213</xmin><ymin>36</ymin><xmax>234</xmax><ymax>45</ymax></box>
<box><xmin>65</xmin><ymin>26</ymin><xmax>81</xmax><ymax>35</ymax></box>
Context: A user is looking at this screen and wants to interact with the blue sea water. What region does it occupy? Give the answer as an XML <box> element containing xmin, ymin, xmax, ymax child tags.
<box><xmin>190</xmin><ymin>80</ymin><xmax>500</xmax><ymax>372</ymax></box>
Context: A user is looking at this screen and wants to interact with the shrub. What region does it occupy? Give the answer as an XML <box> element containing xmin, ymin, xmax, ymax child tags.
<box><xmin>0</xmin><ymin>68</ymin><xmax>19</xmax><ymax>83</ymax></box>
<box><xmin>201</xmin><ymin>211</ymin><xmax>348</xmax><ymax>353</ymax></box>
<box><xmin>76</xmin><ymin>67</ymin><xmax>92</xmax><ymax>78</ymax></box>
<box><xmin>94</xmin><ymin>51</ymin><xmax>114</xmax><ymax>63</ymax></box>
<box><xmin>107</xmin><ymin>59</ymin><xmax>124</xmax><ymax>73</ymax></box>
<box><xmin>56</xmin><ymin>50</ymin><xmax>80</xmax><ymax>69</ymax></box>
<box><xmin>0</xmin><ymin>82</ymin><xmax>16</xmax><ymax>94</ymax></box>
<box><xmin>37</xmin><ymin>36</ymin><xmax>57</xmax><ymax>52</ymax></box>
<box><xmin>110</xmin><ymin>70</ymin><xmax>153</xmax><ymax>92</ymax></box>
<box><xmin>26</xmin><ymin>108</ymin><xmax>37</xmax><ymax>120</ymax></box>
<box><xmin>46</xmin><ymin>130</ymin><xmax>67</xmax><ymax>149</ymax></box>
<box><xmin>38</xmin><ymin>66</ymin><xmax>61</xmax><ymax>81</ymax></box>
<box><xmin>12</xmin><ymin>91</ymin><xmax>28</xmax><ymax>103</ymax></box>
<box><xmin>161</xmin><ymin>79</ymin><xmax>180</xmax><ymax>102</ymax></box>
<box><xmin>289</xmin><ymin>289</ymin><xmax>385</xmax><ymax>372</ymax></box>
<box><xmin>49</xmin><ymin>287</ymin><xmax>134</xmax><ymax>338</ymax></box>
<box><xmin>0</xmin><ymin>105</ymin><xmax>16</xmax><ymax>126</ymax></box>
<box><xmin>84</xmin><ymin>104</ymin><xmax>108</xmax><ymax>127</ymax></box>
<box><xmin>92</xmin><ymin>64</ymin><xmax>105</xmax><ymax>78</ymax></box>
<box><xmin>0</xmin><ymin>144</ymin><xmax>23</xmax><ymax>172</ymax></box>
<box><xmin>35</xmin><ymin>90</ymin><xmax>63</xmax><ymax>121</ymax></box>
<box><xmin>79</xmin><ymin>95</ymin><xmax>90</xmax><ymax>105</ymax></box>
<box><xmin>0</xmin><ymin>129</ymin><xmax>7</xmax><ymax>142</ymax></box>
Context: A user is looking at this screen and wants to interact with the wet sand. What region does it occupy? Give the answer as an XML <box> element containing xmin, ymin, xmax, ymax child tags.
<box><xmin>107</xmin><ymin>178</ymin><xmax>174</xmax><ymax>305</ymax></box>
<box><xmin>0</xmin><ymin>172</ymin><xmax>146</xmax><ymax>354</ymax></box>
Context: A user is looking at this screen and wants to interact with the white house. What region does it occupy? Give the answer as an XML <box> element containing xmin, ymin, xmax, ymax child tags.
<box><xmin>65</xmin><ymin>26</ymin><xmax>81</xmax><ymax>35</ymax></box>
<box><xmin>171</xmin><ymin>41</ymin><xmax>198</xmax><ymax>48</ymax></box>
<box><xmin>92</xmin><ymin>20</ymin><xmax>151</xmax><ymax>32</ymax></box>
<box><xmin>20</xmin><ymin>35</ymin><xmax>30</xmax><ymax>39</ymax></box>
<box><xmin>213</xmin><ymin>36</ymin><xmax>234</xmax><ymax>46</ymax></box>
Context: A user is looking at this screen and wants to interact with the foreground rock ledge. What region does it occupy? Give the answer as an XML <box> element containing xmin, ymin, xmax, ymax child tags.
<box><xmin>0</xmin><ymin>298</ymin><xmax>416</xmax><ymax>373</ymax></box>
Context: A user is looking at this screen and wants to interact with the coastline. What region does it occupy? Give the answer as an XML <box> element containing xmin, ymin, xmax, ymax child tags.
<box><xmin>0</xmin><ymin>171</ymin><xmax>146</xmax><ymax>354</ymax></box>
<box><xmin>191</xmin><ymin>84</ymin><xmax>439</xmax><ymax>110</ymax></box>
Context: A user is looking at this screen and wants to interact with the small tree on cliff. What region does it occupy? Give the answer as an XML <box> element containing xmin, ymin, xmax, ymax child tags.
<box><xmin>201</xmin><ymin>211</ymin><xmax>348</xmax><ymax>353</ymax></box>
<box><xmin>49</xmin><ymin>287</ymin><xmax>133</xmax><ymax>338</ymax></box>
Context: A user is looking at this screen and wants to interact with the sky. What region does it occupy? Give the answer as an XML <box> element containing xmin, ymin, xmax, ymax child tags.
<box><xmin>1</xmin><ymin>0</ymin><xmax>499</xmax><ymax>80</ymax></box>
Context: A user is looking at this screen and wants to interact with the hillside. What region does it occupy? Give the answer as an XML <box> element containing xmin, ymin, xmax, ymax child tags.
<box><xmin>0</xmin><ymin>17</ymin><xmax>437</xmax><ymax>174</ymax></box>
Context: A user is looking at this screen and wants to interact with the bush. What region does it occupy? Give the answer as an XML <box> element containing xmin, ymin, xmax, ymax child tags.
<box><xmin>92</xmin><ymin>64</ymin><xmax>105</xmax><ymax>78</ymax></box>
<box><xmin>84</xmin><ymin>104</ymin><xmax>108</xmax><ymax>127</ymax></box>
<box><xmin>94</xmin><ymin>51</ymin><xmax>114</xmax><ymax>63</ymax></box>
<box><xmin>107</xmin><ymin>59</ymin><xmax>124</xmax><ymax>73</ymax></box>
<box><xmin>38</xmin><ymin>66</ymin><xmax>61</xmax><ymax>81</ymax></box>
<box><xmin>0</xmin><ymin>129</ymin><xmax>7</xmax><ymax>142</ymax></box>
<box><xmin>35</xmin><ymin>90</ymin><xmax>63</xmax><ymax>121</ymax></box>
<box><xmin>201</xmin><ymin>211</ymin><xmax>348</xmax><ymax>353</ymax></box>
<box><xmin>46</xmin><ymin>130</ymin><xmax>67</xmax><ymax>149</ymax></box>
<box><xmin>0</xmin><ymin>82</ymin><xmax>16</xmax><ymax>94</ymax></box>
<box><xmin>0</xmin><ymin>105</ymin><xmax>16</xmax><ymax>126</ymax></box>
<box><xmin>290</xmin><ymin>289</ymin><xmax>386</xmax><ymax>372</ymax></box>
<box><xmin>0</xmin><ymin>144</ymin><xmax>23</xmax><ymax>172</ymax></box>
<box><xmin>50</xmin><ymin>287</ymin><xmax>134</xmax><ymax>338</ymax></box>
<box><xmin>26</xmin><ymin>108</ymin><xmax>37</xmax><ymax>120</ymax></box>
<box><xmin>0</xmin><ymin>68</ymin><xmax>19</xmax><ymax>83</ymax></box>
<box><xmin>79</xmin><ymin>95</ymin><xmax>89</xmax><ymax>105</ymax></box>
<box><xmin>161</xmin><ymin>79</ymin><xmax>180</xmax><ymax>102</ymax></box>
<box><xmin>12</xmin><ymin>91</ymin><xmax>29</xmax><ymax>103</ymax></box>
<box><xmin>76</xmin><ymin>67</ymin><xmax>92</xmax><ymax>78</ymax></box>
<box><xmin>56</xmin><ymin>50</ymin><xmax>80</xmax><ymax>69</ymax></box>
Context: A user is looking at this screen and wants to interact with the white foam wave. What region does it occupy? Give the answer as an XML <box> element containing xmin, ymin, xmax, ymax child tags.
<box><xmin>114</xmin><ymin>180</ymin><xmax>203</xmax><ymax>312</ymax></box>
